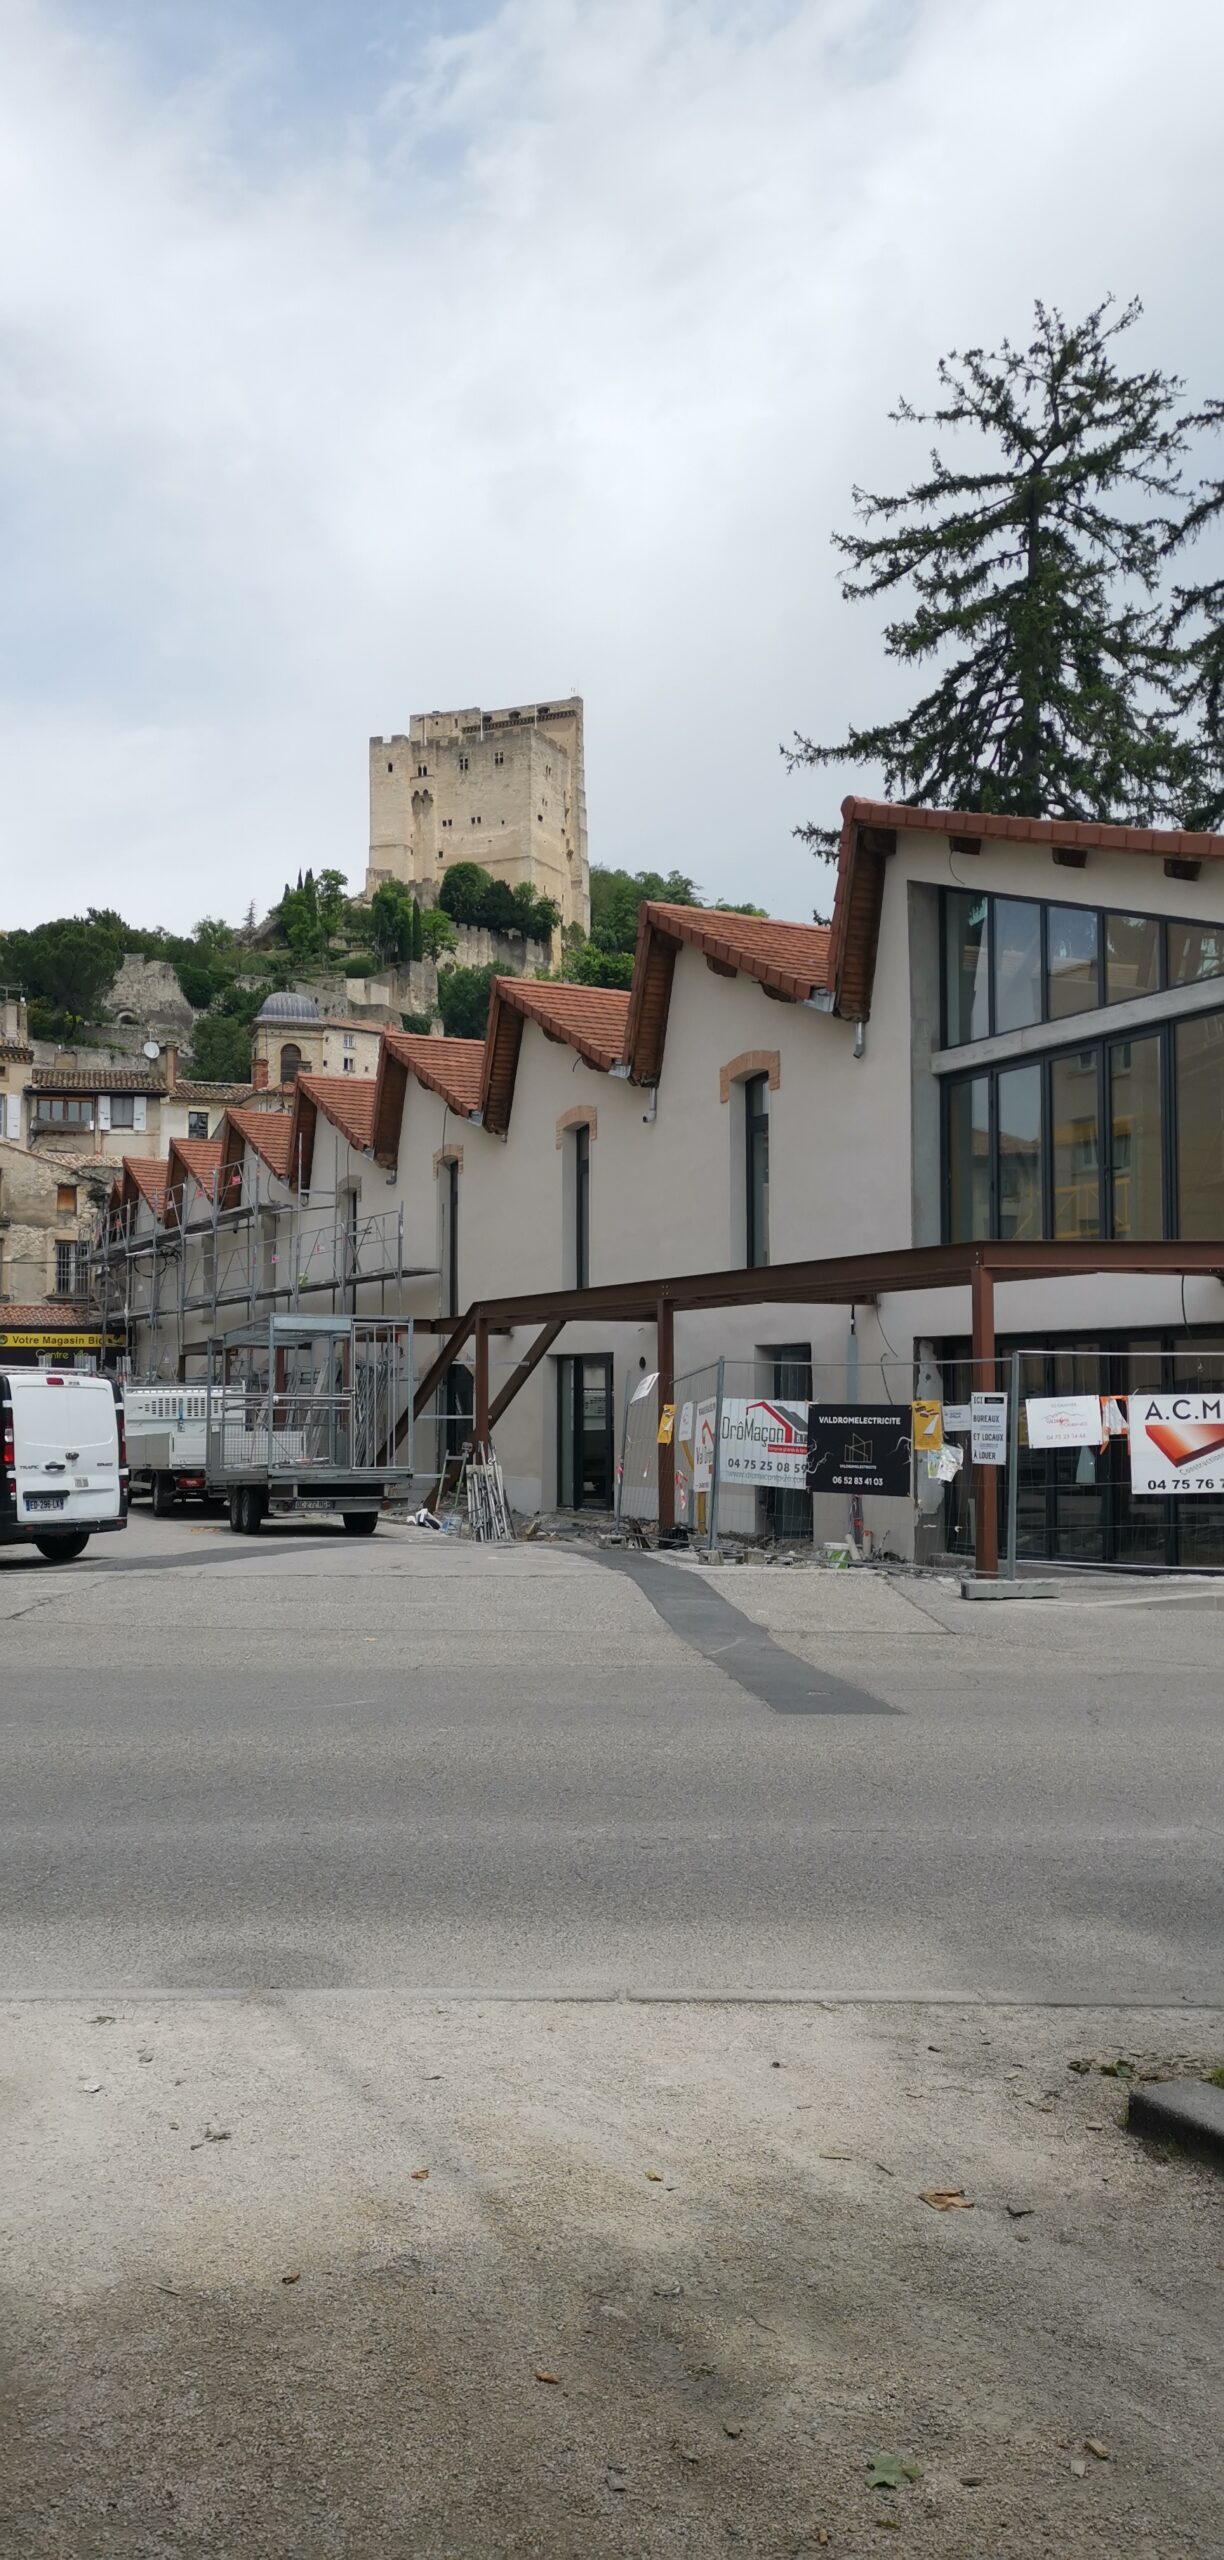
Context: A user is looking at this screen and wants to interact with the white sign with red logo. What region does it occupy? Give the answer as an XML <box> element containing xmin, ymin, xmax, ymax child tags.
<box><xmin>1128</xmin><ymin>1391</ymin><xmax>1224</xmax><ymax>1494</ymax></box>
<box><xmin>1025</xmin><ymin>1393</ymin><xmax>1102</xmax><ymax>1450</ymax></box>
<box><xmin>693</xmin><ymin>1396</ymin><xmax>809</xmax><ymax>1491</ymax></box>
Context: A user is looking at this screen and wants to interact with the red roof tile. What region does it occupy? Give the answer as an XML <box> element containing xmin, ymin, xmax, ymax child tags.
<box><xmin>491</xmin><ymin>980</ymin><xmax>631</xmax><ymax>1070</ymax></box>
<box><xmin>0</xmin><ymin>1040</ymin><xmax>33</xmax><ymax>1064</ymax></box>
<box><xmin>121</xmin><ymin>1156</ymin><xmax>170</xmax><ymax>1214</ymax></box>
<box><xmin>296</xmin><ymin>1073</ymin><xmax>379</xmax><ymax>1152</ymax></box>
<box><xmin>29</xmin><ymin>1065</ymin><xmax>166</xmax><ymax>1092</ymax></box>
<box><xmin>644</xmin><ymin>905</ymin><xmax>831</xmax><ymax>996</ymax></box>
<box><xmin>828</xmin><ymin>797</ymin><xmax>1224</xmax><ymax>1021</ymax></box>
<box><xmin>169</xmin><ymin>1139</ymin><xmax>224</xmax><ymax>1191</ymax></box>
<box><xmin>224</xmin><ymin>1108</ymin><xmax>295</xmax><ymax>1180</ymax></box>
<box><xmin>841</xmin><ymin>795</ymin><xmax>1224</xmax><ymax>862</ymax></box>
<box><xmin>383</xmin><ymin>1033</ymin><xmax>486</xmax><ymax>1116</ymax></box>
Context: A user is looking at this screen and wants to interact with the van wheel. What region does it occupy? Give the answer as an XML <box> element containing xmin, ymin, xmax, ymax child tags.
<box><xmin>239</xmin><ymin>1487</ymin><xmax>264</xmax><ymax>1535</ymax></box>
<box><xmin>342</xmin><ymin>1512</ymin><xmax>379</xmax><ymax>1536</ymax></box>
<box><xmin>151</xmin><ymin>1474</ymin><xmax>175</xmax><ymax>1517</ymax></box>
<box><xmin>35</xmin><ymin>1533</ymin><xmax>91</xmax><ymax>1562</ymax></box>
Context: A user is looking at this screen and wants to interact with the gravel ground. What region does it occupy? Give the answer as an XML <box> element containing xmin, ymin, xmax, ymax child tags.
<box><xmin>4</xmin><ymin>1995</ymin><xmax>1222</xmax><ymax>2559</ymax></box>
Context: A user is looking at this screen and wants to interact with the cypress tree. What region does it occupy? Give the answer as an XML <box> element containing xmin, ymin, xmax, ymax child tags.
<box><xmin>788</xmin><ymin>298</ymin><xmax>1213</xmax><ymax>853</ymax></box>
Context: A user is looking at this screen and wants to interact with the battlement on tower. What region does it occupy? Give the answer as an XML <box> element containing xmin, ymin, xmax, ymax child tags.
<box><xmin>365</xmin><ymin>696</ymin><xmax>589</xmax><ymax>936</ymax></box>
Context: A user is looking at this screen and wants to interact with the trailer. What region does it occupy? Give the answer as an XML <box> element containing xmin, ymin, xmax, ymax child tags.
<box><xmin>205</xmin><ymin>1314</ymin><xmax>414</xmax><ymax>1535</ymax></box>
<box><xmin>125</xmin><ymin>1384</ymin><xmax>211</xmax><ymax>1513</ymax></box>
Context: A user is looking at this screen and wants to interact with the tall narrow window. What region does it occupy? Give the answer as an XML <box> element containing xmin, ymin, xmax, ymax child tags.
<box><xmin>744</xmin><ymin>1074</ymin><xmax>770</xmax><ymax>1267</ymax></box>
<box><xmin>1109</xmin><ymin>1035</ymin><xmax>1162</xmax><ymax>1239</ymax></box>
<box><xmin>1050</xmin><ymin>1050</ymin><xmax>1100</xmax><ymax>1238</ymax></box>
<box><xmin>1176</xmin><ymin>1015</ymin><xmax>1224</xmax><ymax>1237</ymax></box>
<box><xmin>996</xmin><ymin>1063</ymin><xmax>1043</xmax><ymax>1239</ymax></box>
<box><xmin>946</xmin><ymin>1077</ymin><xmax>990</xmax><ymax>1239</ymax></box>
<box><xmin>943</xmin><ymin>891</ymin><xmax>989</xmax><ymax>1044</ymax></box>
<box><xmin>443</xmin><ymin>1159</ymin><xmax>459</xmax><ymax>1316</ymax></box>
<box><xmin>574</xmin><ymin>1123</ymin><xmax>589</xmax><ymax>1291</ymax></box>
<box><xmin>992</xmin><ymin>899</ymin><xmax>1042</xmax><ymax>1034</ymax></box>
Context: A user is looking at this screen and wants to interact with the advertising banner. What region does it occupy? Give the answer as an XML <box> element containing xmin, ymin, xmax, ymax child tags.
<box><xmin>1128</xmin><ymin>1392</ymin><xmax>1224</xmax><ymax>1495</ymax></box>
<box><xmin>714</xmin><ymin>1397</ymin><xmax>808</xmax><ymax>1489</ymax></box>
<box><xmin>805</xmin><ymin>1407</ymin><xmax>912</xmax><ymax>1497</ymax></box>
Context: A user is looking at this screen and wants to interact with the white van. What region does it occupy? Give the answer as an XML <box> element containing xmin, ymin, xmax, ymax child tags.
<box><xmin>0</xmin><ymin>1370</ymin><xmax>129</xmax><ymax>1562</ymax></box>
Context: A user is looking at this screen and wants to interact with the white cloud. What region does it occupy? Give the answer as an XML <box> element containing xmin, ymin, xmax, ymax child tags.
<box><xmin>1</xmin><ymin>0</ymin><xmax>1222</xmax><ymax>929</ymax></box>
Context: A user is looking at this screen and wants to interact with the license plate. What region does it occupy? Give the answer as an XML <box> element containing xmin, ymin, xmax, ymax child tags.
<box><xmin>26</xmin><ymin>1494</ymin><xmax>65</xmax><ymax>1512</ymax></box>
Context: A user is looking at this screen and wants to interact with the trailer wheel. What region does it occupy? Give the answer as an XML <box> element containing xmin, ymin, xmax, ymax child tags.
<box><xmin>342</xmin><ymin>1512</ymin><xmax>379</xmax><ymax>1536</ymax></box>
<box><xmin>228</xmin><ymin>1488</ymin><xmax>262</xmax><ymax>1535</ymax></box>
<box><xmin>151</xmin><ymin>1473</ymin><xmax>175</xmax><ymax>1517</ymax></box>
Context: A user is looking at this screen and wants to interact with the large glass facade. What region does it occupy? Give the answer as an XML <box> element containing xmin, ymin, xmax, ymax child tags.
<box><xmin>946</xmin><ymin>1012</ymin><xmax>1224</xmax><ymax>1242</ymax></box>
<box><xmin>941</xmin><ymin>887</ymin><xmax>1224</xmax><ymax>1042</ymax></box>
<box><xmin>937</xmin><ymin>1332</ymin><xmax>1224</xmax><ymax>1568</ymax></box>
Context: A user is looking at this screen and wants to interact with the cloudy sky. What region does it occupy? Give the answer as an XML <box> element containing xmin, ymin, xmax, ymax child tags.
<box><xmin>2</xmin><ymin>0</ymin><xmax>1222</xmax><ymax>932</ymax></box>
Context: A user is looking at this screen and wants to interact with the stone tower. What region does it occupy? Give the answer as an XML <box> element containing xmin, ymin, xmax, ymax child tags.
<box><xmin>365</xmin><ymin>696</ymin><xmax>589</xmax><ymax>936</ymax></box>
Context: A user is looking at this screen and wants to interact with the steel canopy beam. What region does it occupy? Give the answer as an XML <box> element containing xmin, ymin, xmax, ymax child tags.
<box><xmin>488</xmin><ymin>1318</ymin><xmax>566</xmax><ymax>1430</ymax></box>
<box><xmin>465</xmin><ymin>1238</ymin><xmax>1224</xmax><ymax>1335</ymax></box>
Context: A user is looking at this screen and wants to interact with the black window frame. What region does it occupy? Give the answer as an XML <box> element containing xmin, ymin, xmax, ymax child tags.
<box><xmin>744</xmin><ymin>1072</ymin><xmax>770</xmax><ymax>1269</ymax></box>
<box><xmin>938</xmin><ymin>886</ymin><xmax>1224</xmax><ymax>1049</ymax></box>
<box><xmin>941</xmin><ymin>1009</ymin><xmax>1222</xmax><ymax>1243</ymax></box>
<box><xmin>573</xmin><ymin>1121</ymin><xmax>590</xmax><ymax>1292</ymax></box>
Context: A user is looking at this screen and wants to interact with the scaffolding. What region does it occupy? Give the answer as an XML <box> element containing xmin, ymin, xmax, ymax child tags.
<box><xmin>87</xmin><ymin>1161</ymin><xmax>437</xmax><ymax>1381</ymax></box>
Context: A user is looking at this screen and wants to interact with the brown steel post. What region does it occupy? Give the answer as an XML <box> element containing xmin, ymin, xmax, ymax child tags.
<box><xmin>473</xmin><ymin>1317</ymin><xmax>491</xmax><ymax>1456</ymax></box>
<box><xmin>656</xmin><ymin>1291</ymin><xmax>675</xmax><ymax>1534</ymax></box>
<box><xmin>971</xmin><ymin>1255</ymin><xmax>998</xmax><ymax>1578</ymax></box>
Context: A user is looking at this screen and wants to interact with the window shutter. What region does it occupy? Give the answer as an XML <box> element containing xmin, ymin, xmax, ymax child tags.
<box><xmin>133</xmin><ymin>1095</ymin><xmax>147</xmax><ymax>1132</ymax></box>
<box><xmin>98</xmin><ymin>1095</ymin><xmax>111</xmax><ymax>1130</ymax></box>
<box><xmin>5</xmin><ymin>1094</ymin><xmax>19</xmax><ymax>1141</ymax></box>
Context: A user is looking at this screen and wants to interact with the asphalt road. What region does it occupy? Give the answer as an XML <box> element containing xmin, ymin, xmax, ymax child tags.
<box><xmin>1</xmin><ymin>1510</ymin><xmax>1221</xmax><ymax>2000</ymax></box>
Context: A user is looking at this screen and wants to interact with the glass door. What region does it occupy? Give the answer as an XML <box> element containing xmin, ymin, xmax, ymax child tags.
<box><xmin>557</xmin><ymin>1356</ymin><xmax>614</xmax><ymax>1510</ymax></box>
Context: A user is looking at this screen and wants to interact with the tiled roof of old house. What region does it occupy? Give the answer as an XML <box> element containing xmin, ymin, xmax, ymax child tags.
<box><xmin>29</xmin><ymin>1065</ymin><xmax>167</xmax><ymax>1093</ymax></box>
<box><xmin>0</xmin><ymin>1304</ymin><xmax>92</xmax><ymax>1329</ymax></box>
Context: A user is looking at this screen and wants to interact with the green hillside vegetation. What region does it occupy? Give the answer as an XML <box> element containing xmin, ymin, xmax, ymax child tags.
<box><xmin>0</xmin><ymin>863</ymin><xmax>768</xmax><ymax>1065</ymax></box>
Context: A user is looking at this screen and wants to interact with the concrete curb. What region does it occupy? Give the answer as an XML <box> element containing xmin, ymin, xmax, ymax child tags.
<box><xmin>1127</xmin><ymin>2077</ymin><xmax>1224</xmax><ymax>2167</ymax></box>
<box><xmin>959</xmin><ymin>1577</ymin><xmax>1061</xmax><ymax>1601</ymax></box>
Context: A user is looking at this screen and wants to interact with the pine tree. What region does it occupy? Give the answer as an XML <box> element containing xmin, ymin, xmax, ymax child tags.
<box><xmin>788</xmin><ymin>299</ymin><xmax>1213</xmax><ymax>852</ymax></box>
<box><xmin>1166</xmin><ymin>407</ymin><xmax>1224</xmax><ymax>827</ymax></box>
